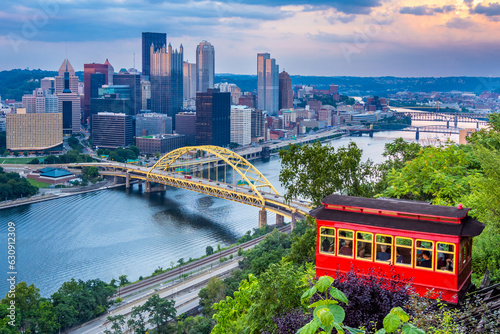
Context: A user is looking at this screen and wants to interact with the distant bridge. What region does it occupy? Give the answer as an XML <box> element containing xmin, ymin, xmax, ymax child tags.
<box><xmin>394</xmin><ymin>111</ymin><xmax>489</xmax><ymax>125</ymax></box>
<box><xmin>69</xmin><ymin>146</ymin><xmax>311</xmax><ymax>229</ymax></box>
<box><xmin>347</xmin><ymin>124</ymin><xmax>469</xmax><ymax>140</ymax></box>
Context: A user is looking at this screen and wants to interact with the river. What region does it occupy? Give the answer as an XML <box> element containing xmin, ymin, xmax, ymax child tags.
<box><xmin>0</xmin><ymin>123</ymin><xmax>480</xmax><ymax>297</ymax></box>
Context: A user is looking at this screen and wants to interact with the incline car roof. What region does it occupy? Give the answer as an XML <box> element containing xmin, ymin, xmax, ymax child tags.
<box><xmin>310</xmin><ymin>206</ymin><xmax>485</xmax><ymax>237</ymax></box>
<box><xmin>321</xmin><ymin>194</ymin><xmax>470</xmax><ymax>219</ymax></box>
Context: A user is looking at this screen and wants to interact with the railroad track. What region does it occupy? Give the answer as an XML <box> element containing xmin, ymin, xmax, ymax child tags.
<box><xmin>114</xmin><ymin>224</ymin><xmax>291</xmax><ymax>297</ymax></box>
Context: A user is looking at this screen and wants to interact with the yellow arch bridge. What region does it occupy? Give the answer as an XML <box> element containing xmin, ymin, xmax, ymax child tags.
<box><xmin>68</xmin><ymin>146</ymin><xmax>311</xmax><ymax>228</ymax></box>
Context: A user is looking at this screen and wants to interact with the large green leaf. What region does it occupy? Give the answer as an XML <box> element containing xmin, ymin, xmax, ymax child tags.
<box><xmin>316</xmin><ymin>276</ymin><xmax>334</xmax><ymax>293</ymax></box>
<box><xmin>301</xmin><ymin>286</ymin><xmax>317</xmax><ymax>301</ymax></box>
<box><xmin>402</xmin><ymin>323</ymin><xmax>426</xmax><ymax>334</ymax></box>
<box><xmin>383</xmin><ymin>313</ymin><xmax>400</xmax><ymax>333</ymax></box>
<box><xmin>330</xmin><ymin>287</ymin><xmax>349</xmax><ymax>305</ymax></box>
<box><xmin>309</xmin><ymin>299</ymin><xmax>338</xmax><ymax>309</ymax></box>
<box><xmin>298</xmin><ymin>319</ymin><xmax>321</xmax><ymax>334</ymax></box>
<box><xmin>390</xmin><ymin>307</ymin><xmax>409</xmax><ymax>322</ymax></box>
<box><xmin>317</xmin><ymin>308</ymin><xmax>334</xmax><ymax>327</ymax></box>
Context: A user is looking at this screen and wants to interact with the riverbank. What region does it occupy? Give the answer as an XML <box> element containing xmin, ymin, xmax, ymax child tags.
<box><xmin>0</xmin><ymin>180</ymin><xmax>125</xmax><ymax>210</ymax></box>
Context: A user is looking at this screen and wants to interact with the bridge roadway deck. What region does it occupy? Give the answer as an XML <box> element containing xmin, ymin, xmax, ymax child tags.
<box><xmin>68</xmin><ymin>163</ymin><xmax>311</xmax><ymax>219</ymax></box>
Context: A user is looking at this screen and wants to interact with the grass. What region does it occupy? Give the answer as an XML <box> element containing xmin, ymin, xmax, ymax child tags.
<box><xmin>0</xmin><ymin>157</ymin><xmax>45</xmax><ymax>164</ymax></box>
<box><xmin>27</xmin><ymin>179</ymin><xmax>51</xmax><ymax>188</ymax></box>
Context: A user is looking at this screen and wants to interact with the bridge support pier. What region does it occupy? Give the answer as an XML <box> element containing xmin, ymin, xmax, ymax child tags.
<box><xmin>446</xmin><ymin>120</ymin><xmax>450</xmax><ymax>129</ymax></box>
<box><xmin>259</xmin><ymin>209</ymin><xmax>267</xmax><ymax>228</ymax></box>
<box><xmin>138</xmin><ymin>179</ymin><xmax>142</xmax><ymax>187</ymax></box>
<box><xmin>114</xmin><ymin>175</ymin><xmax>117</xmax><ymax>183</ymax></box>
<box><xmin>454</xmin><ymin>115</ymin><xmax>458</xmax><ymax>128</ymax></box>
<box><xmin>415</xmin><ymin>128</ymin><xmax>420</xmax><ymax>141</ymax></box>
<box><xmin>144</xmin><ymin>181</ymin><xmax>166</xmax><ymax>193</ymax></box>
<box><xmin>125</xmin><ymin>173</ymin><xmax>130</xmax><ymax>188</ymax></box>
<box><xmin>369</xmin><ymin>130</ymin><xmax>373</xmax><ymax>138</ymax></box>
<box><xmin>276</xmin><ymin>214</ymin><xmax>284</xmax><ymax>227</ymax></box>
<box><xmin>291</xmin><ymin>213</ymin><xmax>296</xmax><ymax>231</ymax></box>
<box><xmin>477</xmin><ymin>122</ymin><xmax>480</xmax><ymax>129</ymax></box>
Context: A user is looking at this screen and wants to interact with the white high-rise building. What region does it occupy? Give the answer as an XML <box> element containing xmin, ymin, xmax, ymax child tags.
<box><xmin>183</xmin><ymin>62</ymin><xmax>196</xmax><ymax>99</ymax></box>
<box><xmin>230</xmin><ymin>105</ymin><xmax>252</xmax><ymax>146</ymax></box>
<box><xmin>22</xmin><ymin>88</ymin><xmax>58</xmax><ymax>114</ymax></box>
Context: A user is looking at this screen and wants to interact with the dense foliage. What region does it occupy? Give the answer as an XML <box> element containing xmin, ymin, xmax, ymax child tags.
<box><xmin>97</xmin><ymin>146</ymin><xmax>139</xmax><ymax>162</ymax></box>
<box><xmin>279</xmin><ymin>141</ymin><xmax>376</xmax><ymax>206</ymax></box>
<box><xmin>0</xmin><ymin>69</ymin><xmax>58</xmax><ymax>101</ymax></box>
<box><xmin>0</xmin><ymin>279</ymin><xmax>115</xmax><ymax>333</ymax></box>
<box><xmin>42</xmin><ymin>150</ymin><xmax>95</xmax><ymax>164</ymax></box>
<box><xmin>0</xmin><ymin>167</ymin><xmax>38</xmax><ymax>201</ymax></box>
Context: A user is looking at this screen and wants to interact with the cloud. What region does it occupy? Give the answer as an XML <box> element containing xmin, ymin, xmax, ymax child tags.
<box><xmin>213</xmin><ymin>0</ymin><xmax>382</xmax><ymax>14</ymax></box>
<box><xmin>399</xmin><ymin>5</ymin><xmax>456</xmax><ymax>16</ymax></box>
<box><xmin>445</xmin><ymin>17</ymin><xmax>476</xmax><ymax>29</ymax></box>
<box><xmin>472</xmin><ymin>2</ymin><xmax>500</xmax><ymax>16</ymax></box>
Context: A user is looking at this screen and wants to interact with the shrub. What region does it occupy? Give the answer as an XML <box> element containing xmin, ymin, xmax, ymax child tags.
<box><xmin>315</xmin><ymin>268</ymin><xmax>412</xmax><ymax>332</ymax></box>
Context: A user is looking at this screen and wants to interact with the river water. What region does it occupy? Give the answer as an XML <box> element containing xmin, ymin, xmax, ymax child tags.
<box><xmin>0</xmin><ymin>120</ymin><xmax>480</xmax><ymax>297</ymax></box>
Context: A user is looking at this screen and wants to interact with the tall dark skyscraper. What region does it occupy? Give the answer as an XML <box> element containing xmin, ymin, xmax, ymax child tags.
<box><xmin>150</xmin><ymin>43</ymin><xmax>183</xmax><ymax>128</ymax></box>
<box><xmin>142</xmin><ymin>32</ymin><xmax>167</xmax><ymax>78</ymax></box>
<box><xmin>195</xmin><ymin>88</ymin><xmax>230</xmax><ymax>146</ymax></box>
<box><xmin>196</xmin><ymin>41</ymin><xmax>215</xmax><ymax>93</ymax></box>
<box><xmin>257</xmin><ymin>53</ymin><xmax>279</xmax><ymax>115</ymax></box>
<box><xmin>279</xmin><ymin>70</ymin><xmax>293</xmax><ymax>110</ymax></box>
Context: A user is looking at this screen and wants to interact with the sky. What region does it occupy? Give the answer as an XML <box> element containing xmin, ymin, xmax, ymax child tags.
<box><xmin>1</xmin><ymin>0</ymin><xmax>500</xmax><ymax>76</ymax></box>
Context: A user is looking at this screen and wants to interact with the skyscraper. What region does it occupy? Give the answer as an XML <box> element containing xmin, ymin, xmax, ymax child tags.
<box><xmin>183</xmin><ymin>62</ymin><xmax>196</xmax><ymax>99</ymax></box>
<box><xmin>257</xmin><ymin>53</ymin><xmax>279</xmax><ymax>115</ymax></box>
<box><xmin>55</xmin><ymin>59</ymin><xmax>80</xmax><ymax>134</ymax></box>
<box><xmin>150</xmin><ymin>43</ymin><xmax>183</xmax><ymax>126</ymax></box>
<box><xmin>142</xmin><ymin>32</ymin><xmax>167</xmax><ymax>78</ymax></box>
<box><xmin>196</xmin><ymin>41</ymin><xmax>215</xmax><ymax>93</ymax></box>
<box><xmin>195</xmin><ymin>88</ymin><xmax>230</xmax><ymax>146</ymax></box>
<box><xmin>230</xmin><ymin>105</ymin><xmax>252</xmax><ymax>146</ymax></box>
<box><xmin>83</xmin><ymin>61</ymin><xmax>113</xmax><ymax>124</ymax></box>
<box><xmin>279</xmin><ymin>70</ymin><xmax>293</xmax><ymax>110</ymax></box>
<box><xmin>114</xmin><ymin>70</ymin><xmax>141</xmax><ymax>115</ymax></box>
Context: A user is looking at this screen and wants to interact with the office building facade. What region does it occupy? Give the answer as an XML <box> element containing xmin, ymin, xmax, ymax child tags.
<box><xmin>230</xmin><ymin>105</ymin><xmax>252</xmax><ymax>146</ymax></box>
<box><xmin>251</xmin><ymin>109</ymin><xmax>265</xmax><ymax>139</ymax></box>
<box><xmin>279</xmin><ymin>70</ymin><xmax>293</xmax><ymax>110</ymax></box>
<box><xmin>56</xmin><ymin>59</ymin><xmax>80</xmax><ymax>134</ymax></box>
<box><xmin>136</xmin><ymin>113</ymin><xmax>172</xmax><ymax>136</ymax></box>
<box><xmin>175</xmin><ymin>112</ymin><xmax>196</xmax><ymax>146</ymax></box>
<box><xmin>183</xmin><ymin>62</ymin><xmax>196</xmax><ymax>99</ymax></box>
<box><xmin>136</xmin><ymin>134</ymin><xmax>185</xmax><ymax>154</ymax></box>
<box><xmin>91</xmin><ymin>112</ymin><xmax>133</xmax><ymax>149</ymax></box>
<box><xmin>83</xmin><ymin>60</ymin><xmax>113</xmax><ymax>123</ymax></box>
<box><xmin>257</xmin><ymin>53</ymin><xmax>279</xmax><ymax>115</ymax></box>
<box><xmin>6</xmin><ymin>113</ymin><xmax>62</xmax><ymax>151</ymax></box>
<box><xmin>114</xmin><ymin>71</ymin><xmax>141</xmax><ymax>115</ymax></box>
<box><xmin>150</xmin><ymin>43</ymin><xmax>183</xmax><ymax>125</ymax></box>
<box><xmin>142</xmin><ymin>32</ymin><xmax>167</xmax><ymax>78</ymax></box>
<box><xmin>196</xmin><ymin>41</ymin><xmax>215</xmax><ymax>93</ymax></box>
<box><xmin>195</xmin><ymin>89</ymin><xmax>230</xmax><ymax>146</ymax></box>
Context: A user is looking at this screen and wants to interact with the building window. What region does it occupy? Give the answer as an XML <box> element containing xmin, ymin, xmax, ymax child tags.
<box><xmin>436</xmin><ymin>242</ymin><xmax>455</xmax><ymax>273</ymax></box>
<box><xmin>319</xmin><ymin>227</ymin><xmax>335</xmax><ymax>255</ymax></box>
<box><xmin>415</xmin><ymin>239</ymin><xmax>434</xmax><ymax>270</ymax></box>
<box><xmin>338</xmin><ymin>229</ymin><xmax>354</xmax><ymax>258</ymax></box>
<box><xmin>395</xmin><ymin>237</ymin><xmax>413</xmax><ymax>267</ymax></box>
<box><xmin>356</xmin><ymin>232</ymin><xmax>373</xmax><ymax>261</ymax></box>
<box><xmin>375</xmin><ymin>234</ymin><xmax>393</xmax><ymax>263</ymax></box>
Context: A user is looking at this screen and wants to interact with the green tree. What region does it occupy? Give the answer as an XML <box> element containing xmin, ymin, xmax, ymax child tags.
<box><xmin>118</xmin><ymin>275</ymin><xmax>129</xmax><ymax>286</ymax></box>
<box><xmin>198</xmin><ymin>277</ymin><xmax>226</xmax><ymax>317</ymax></box>
<box><xmin>106</xmin><ymin>314</ymin><xmax>125</xmax><ymax>334</ymax></box>
<box><xmin>176</xmin><ymin>315</ymin><xmax>212</xmax><ymax>334</ymax></box>
<box><xmin>141</xmin><ymin>294</ymin><xmax>176</xmax><ymax>333</ymax></box>
<box><xmin>36</xmin><ymin>300</ymin><xmax>60</xmax><ymax>334</ymax></box>
<box><xmin>279</xmin><ymin>141</ymin><xmax>376</xmax><ymax>206</ymax></box>
<box><xmin>1</xmin><ymin>282</ymin><xmax>40</xmax><ymax>333</ymax></box>
<box><xmin>205</xmin><ymin>245</ymin><xmax>214</xmax><ymax>256</ymax></box>
<box><xmin>380</xmin><ymin>142</ymin><xmax>478</xmax><ymax>205</ymax></box>
<box><xmin>82</xmin><ymin>166</ymin><xmax>99</xmax><ymax>179</ymax></box>
<box><xmin>285</xmin><ymin>218</ymin><xmax>317</xmax><ymax>266</ymax></box>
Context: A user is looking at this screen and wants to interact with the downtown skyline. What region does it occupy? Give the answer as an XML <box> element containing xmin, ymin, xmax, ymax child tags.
<box><xmin>2</xmin><ymin>0</ymin><xmax>500</xmax><ymax>76</ymax></box>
